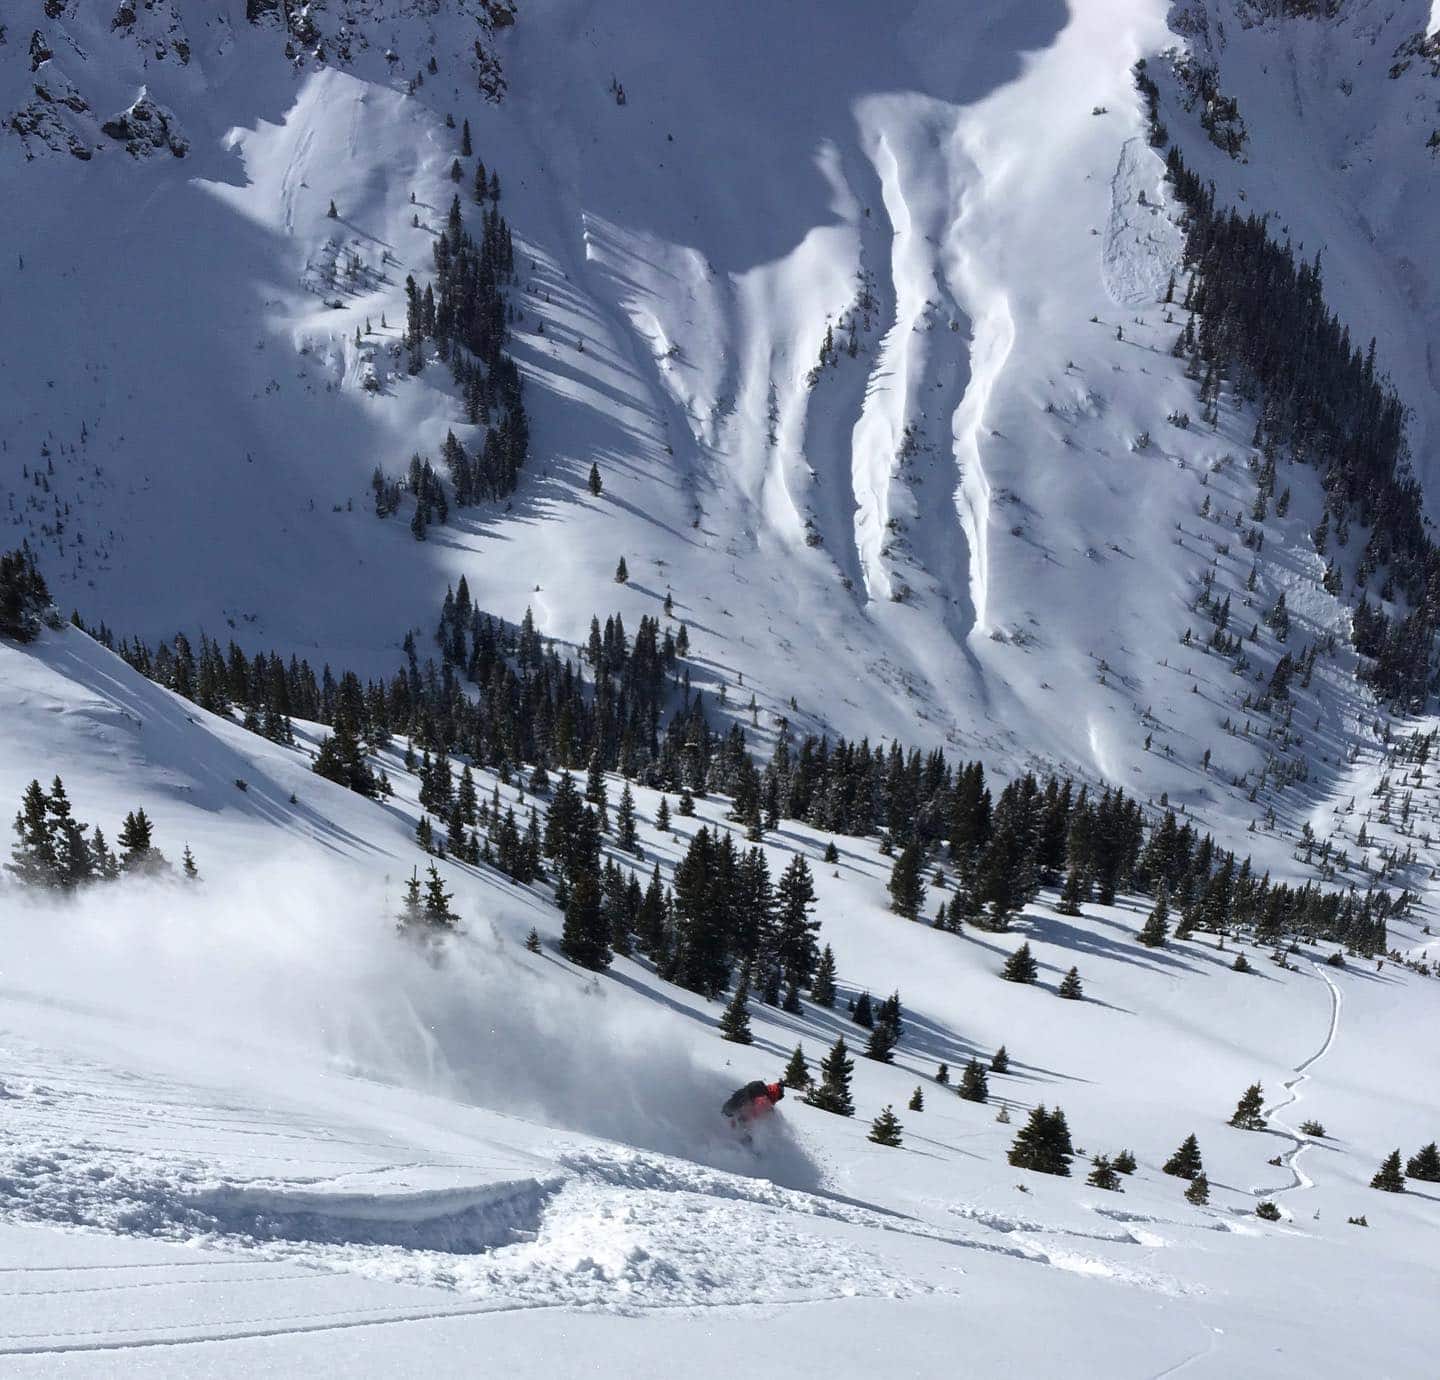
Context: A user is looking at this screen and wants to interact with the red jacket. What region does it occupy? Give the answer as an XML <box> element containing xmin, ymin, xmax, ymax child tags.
<box><xmin>722</xmin><ymin>1080</ymin><xmax>784</xmax><ymax>1122</ymax></box>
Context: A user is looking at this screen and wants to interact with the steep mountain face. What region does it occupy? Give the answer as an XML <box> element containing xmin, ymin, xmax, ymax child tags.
<box><xmin>1165</xmin><ymin>0</ymin><xmax>1440</xmax><ymax>503</ymax></box>
<box><xmin>2</xmin><ymin>0</ymin><xmax>1436</xmax><ymax>843</ymax></box>
<box><xmin>7</xmin><ymin>9</ymin><xmax>1440</xmax><ymax>1370</ymax></box>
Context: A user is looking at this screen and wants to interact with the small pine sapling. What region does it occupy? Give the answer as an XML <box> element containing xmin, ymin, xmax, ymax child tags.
<box><xmin>868</xmin><ymin>1106</ymin><xmax>904</xmax><ymax>1147</ymax></box>
<box><xmin>1086</xmin><ymin>1155</ymin><xmax>1121</xmax><ymax>1192</ymax></box>
<box><xmin>1001</xmin><ymin>942</ymin><xmax>1038</xmax><ymax>984</ymax></box>
<box><xmin>1163</xmin><ymin>1134</ymin><xmax>1204</xmax><ymax>1180</ymax></box>
<box><xmin>1229</xmin><ymin>1083</ymin><xmax>1266</xmax><ymax>1131</ymax></box>
<box><xmin>782</xmin><ymin>1044</ymin><xmax>811</xmax><ymax>1090</ymax></box>
<box><xmin>1406</xmin><ymin>1142</ymin><xmax>1440</xmax><ymax>1182</ymax></box>
<box><xmin>958</xmin><ymin>1057</ymin><xmax>989</xmax><ymax>1103</ymax></box>
<box><xmin>1370</xmin><ymin>1149</ymin><xmax>1406</xmax><ymax>1193</ymax></box>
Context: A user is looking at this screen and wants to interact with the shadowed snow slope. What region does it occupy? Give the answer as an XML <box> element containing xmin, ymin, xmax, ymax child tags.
<box><xmin>0</xmin><ymin>0</ymin><xmax>1415</xmax><ymax>832</ymax></box>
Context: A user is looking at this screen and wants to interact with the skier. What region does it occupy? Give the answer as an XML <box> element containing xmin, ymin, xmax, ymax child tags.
<box><xmin>722</xmin><ymin>1078</ymin><xmax>784</xmax><ymax>1143</ymax></box>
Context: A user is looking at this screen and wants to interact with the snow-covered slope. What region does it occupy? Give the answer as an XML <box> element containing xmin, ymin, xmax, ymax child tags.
<box><xmin>3</xmin><ymin>627</ymin><xmax>1440</xmax><ymax>1375</ymax></box>
<box><xmin>6</xmin><ymin>0</ymin><xmax>1440</xmax><ymax>1371</ymax></box>
<box><xmin>1163</xmin><ymin>0</ymin><xmax>1440</xmax><ymax>509</ymax></box>
<box><xmin>0</xmin><ymin>0</ymin><xmax>1409</xmax><ymax>835</ymax></box>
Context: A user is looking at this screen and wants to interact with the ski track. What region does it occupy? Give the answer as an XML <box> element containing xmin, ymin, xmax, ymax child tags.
<box><xmin>1253</xmin><ymin>961</ymin><xmax>1343</xmax><ymax>1202</ymax></box>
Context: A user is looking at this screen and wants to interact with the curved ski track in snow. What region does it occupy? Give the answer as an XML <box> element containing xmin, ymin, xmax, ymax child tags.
<box><xmin>1253</xmin><ymin>962</ymin><xmax>1343</xmax><ymax>1202</ymax></box>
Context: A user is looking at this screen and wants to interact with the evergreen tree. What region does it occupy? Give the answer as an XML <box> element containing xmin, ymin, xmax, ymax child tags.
<box><xmin>1371</xmin><ymin>1149</ymin><xmax>1406</xmax><ymax>1193</ymax></box>
<box><xmin>1184</xmin><ymin>1173</ymin><xmax>1210</xmax><ymax>1205</ymax></box>
<box><xmin>1139</xmin><ymin>887</ymin><xmax>1170</xmax><ymax>947</ymax></box>
<box><xmin>1232</xmin><ymin>951</ymin><xmax>1252</xmax><ymax>973</ymax></box>
<box><xmin>958</xmin><ymin>1057</ymin><xmax>989</xmax><ymax>1103</ymax></box>
<box><xmin>677</xmin><ymin>787</ymin><xmax>696</xmax><ymax>817</ymax></box>
<box><xmin>181</xmin><ymin>844</ymin><xmax>199</xmax><ymax>881</ymax></box>
<box><xmin>908</xmin><ymin>1086</ymin><xmax>924</xmax><ymax>1112</ymax></box>
<box><xmin>635</xmin><ymin>864</ymin><xmax>667</xmax><ymax>956</ymax></box>
<box><xmin>1007</xmin><ymin>1105</ymin><xmax>1073</xmax><ymax>1176</ymax></box>
<box><xmin>1057</xmin><ymin>865</ymin><xmax>1084</xmax><ymax>916</ymax></box>
<box><xmin>1163</xmin><ymin>1134</ymin><xmax>1204</xmax><ymax>1180</ymax></box>
<box><xmin>90</xmin><ymin>825</ymin><xmax>119</xmax><ymax>881</ymax></box>
<box><xmin>887</xmin><ymin>841</ymin><xmax>926</xmax><ymax>920</ymax></box>
<box><xmin>1113</xmin><ymin>1148</ymin><xmax>1137</xmax><ymax>1175</ymax></box>
<box><xmin>615</xmin><ymin>556</ymin><xmax>629</xmax><ymax>584</ymax></box>
<box><xmin>118</xmin><ymin>807</ymin><xmax>158</xmax><ymax>873</ymax></box>
<box><xmin>0</xmin><ymin>545</ymin><xmax>54</xmax><ymax>643</ymax></box>
<box><xmin>782</xmin><ymin>1044</ymin><xmax>811</xmax><ymax>1090</ymax></box>
<box><xmin>868</xmin><ymin>1105</ymin><xmax>904</xmax><ymax>1147</ymax></box>
<box><xmin>423</xmin><ymin>864</ymin><xmax>458</xmax><ymax>927</ymax></box>
<box><xmin>615</xmin><ymin>783</ymin><xmax>639</xmax><ymax>852</ymax></box>
<box><xmin>935</xmin><ymin>1062</ymin><xmax>950</xmax><ymax>1086</ymax></box>
<box><xmin>524</xmin><ymin>926</ymin><xmax>542</xmax><ymax>953</ymax></box>
<box><xmin>823</xmin><ymin>840</ymin><xmax>839</xmax><ymax>864</ymax></box>
<box><xmin>782</xmin><ymin>981</ymin><xmax>803</xmax><ymax>1014</ymax></box>
<box><xmin>1057</xmin><ymin>966</ymin><xmax>1084</xmax><ymax>1000</ymax></box>
<box><xmin>1087</xmin><ymin>1154</ymin><xmax>1121</xmax><ymax>1191</ymax></box>
<box><xmin>588</xmin><ymin>462</ymin><xmax>603</xmax><ymax>496</ymax></box>
<box><xmin>719</xmin><ymin>967</ymin><xmax>754</xmax><ymax>1044</ymax></box>
<box><xmin>584</xmin><ymin>752</ymin><xmax>609</xmax><ymax>826</ymax></box>
<box><xmin>560</xmin><ymin>867</ymin><xmax>612</xmax><ymax>970</ymax></box>
<box><xmin>457</xmin><ymin>764</ymin><xmax>479</xmax><ymax>825</ymax></box>
<box><xmin>875</xmin><ymin>991</ymin><xmax>904</xmax><ymax>1040</ymax></box>
<box><xmin>1001</xmin><ymin>942</ymin><xmax>1038</xmax><ymax>984</ymax></box>
<box><xmin>852</xmin><ymin>991</ymin><xmax>874</xmax><ymax>1028</ymax></box>
<box><xmin>1229</xmin><ymin>1083</ymin><xmax>1266</xmax><ymax>1131</ymax></box>
<box><xmin>655</xmin><ymin>795</ymin><xmax>671</xmax><ymax>832</ymax></box>
<box><xmin>774</xmin><ymin>854</ymin><xmax>820</xmax><ymax>986</ymax></box>
<box><xmin>805</xmin><ymin>1036</ymin><xmax>855</xmax><ymax>1116</ymax></box>
<box><xmin>9</xmin><ymin>778</ymin><xmax>58</xmax><ymax>887</ymax></box>
<box><xmin>810</xmin><ymin>944</ymin><xmax>837</xmax><ymax>1006</ymax></box>
<box><xmin>863</xmin><ymin>1019</ymin><xmax>897</xmax><ymax>1063</ymax></box>
<box><xmin>396</xmin><ymin>869</ymin><xmax>424</xmax><ymax>930</ymax></box>
<box><xmin>991</xmin><ymin>1045</ymin><xmax>1010</xmax><ymax>1073</ymax></box>
<box><xmin>1255</xmin><ymin>1200</ymin><xmax>1281</xmax><ymax>1221</ymax></box>
<box><xmin>312</xmin><ymin>716</ymin><xmax>378</xmax><ymax>797</ymax></box>
<box><xmin>1405</xmin><ymin>1142</ymin><xmax>1440</xmax><ymax>1182</ymax></box>
<box><xmin>46</xmin><ymin>778</ymin><xmax>94</xmax><ymax>889</ymax></box>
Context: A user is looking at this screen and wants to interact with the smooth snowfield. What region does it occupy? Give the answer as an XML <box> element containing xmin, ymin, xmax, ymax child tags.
<box><xmin>3</xmin><ymin>630</ymin><xmax>1440</xmax><ymax>1376</ymax></box>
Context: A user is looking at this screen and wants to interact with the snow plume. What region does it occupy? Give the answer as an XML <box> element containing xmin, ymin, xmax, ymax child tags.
<box><xmin>0</xmin><ymin>855</ymin><xmax>820</xmax><ymax>1189</ymax></box>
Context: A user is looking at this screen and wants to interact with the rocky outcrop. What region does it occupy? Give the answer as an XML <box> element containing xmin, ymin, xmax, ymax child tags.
<box><xmin>100</xmin><ymin>90</ymin><xmax>187</xmax><ymax>157</ymax></box>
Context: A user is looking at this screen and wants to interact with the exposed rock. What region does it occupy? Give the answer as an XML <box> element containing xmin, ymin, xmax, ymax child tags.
<box><xmin>100</xmin><ymin>91</ymin><xmax>187</xmax><ymax>158</ymax></box>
